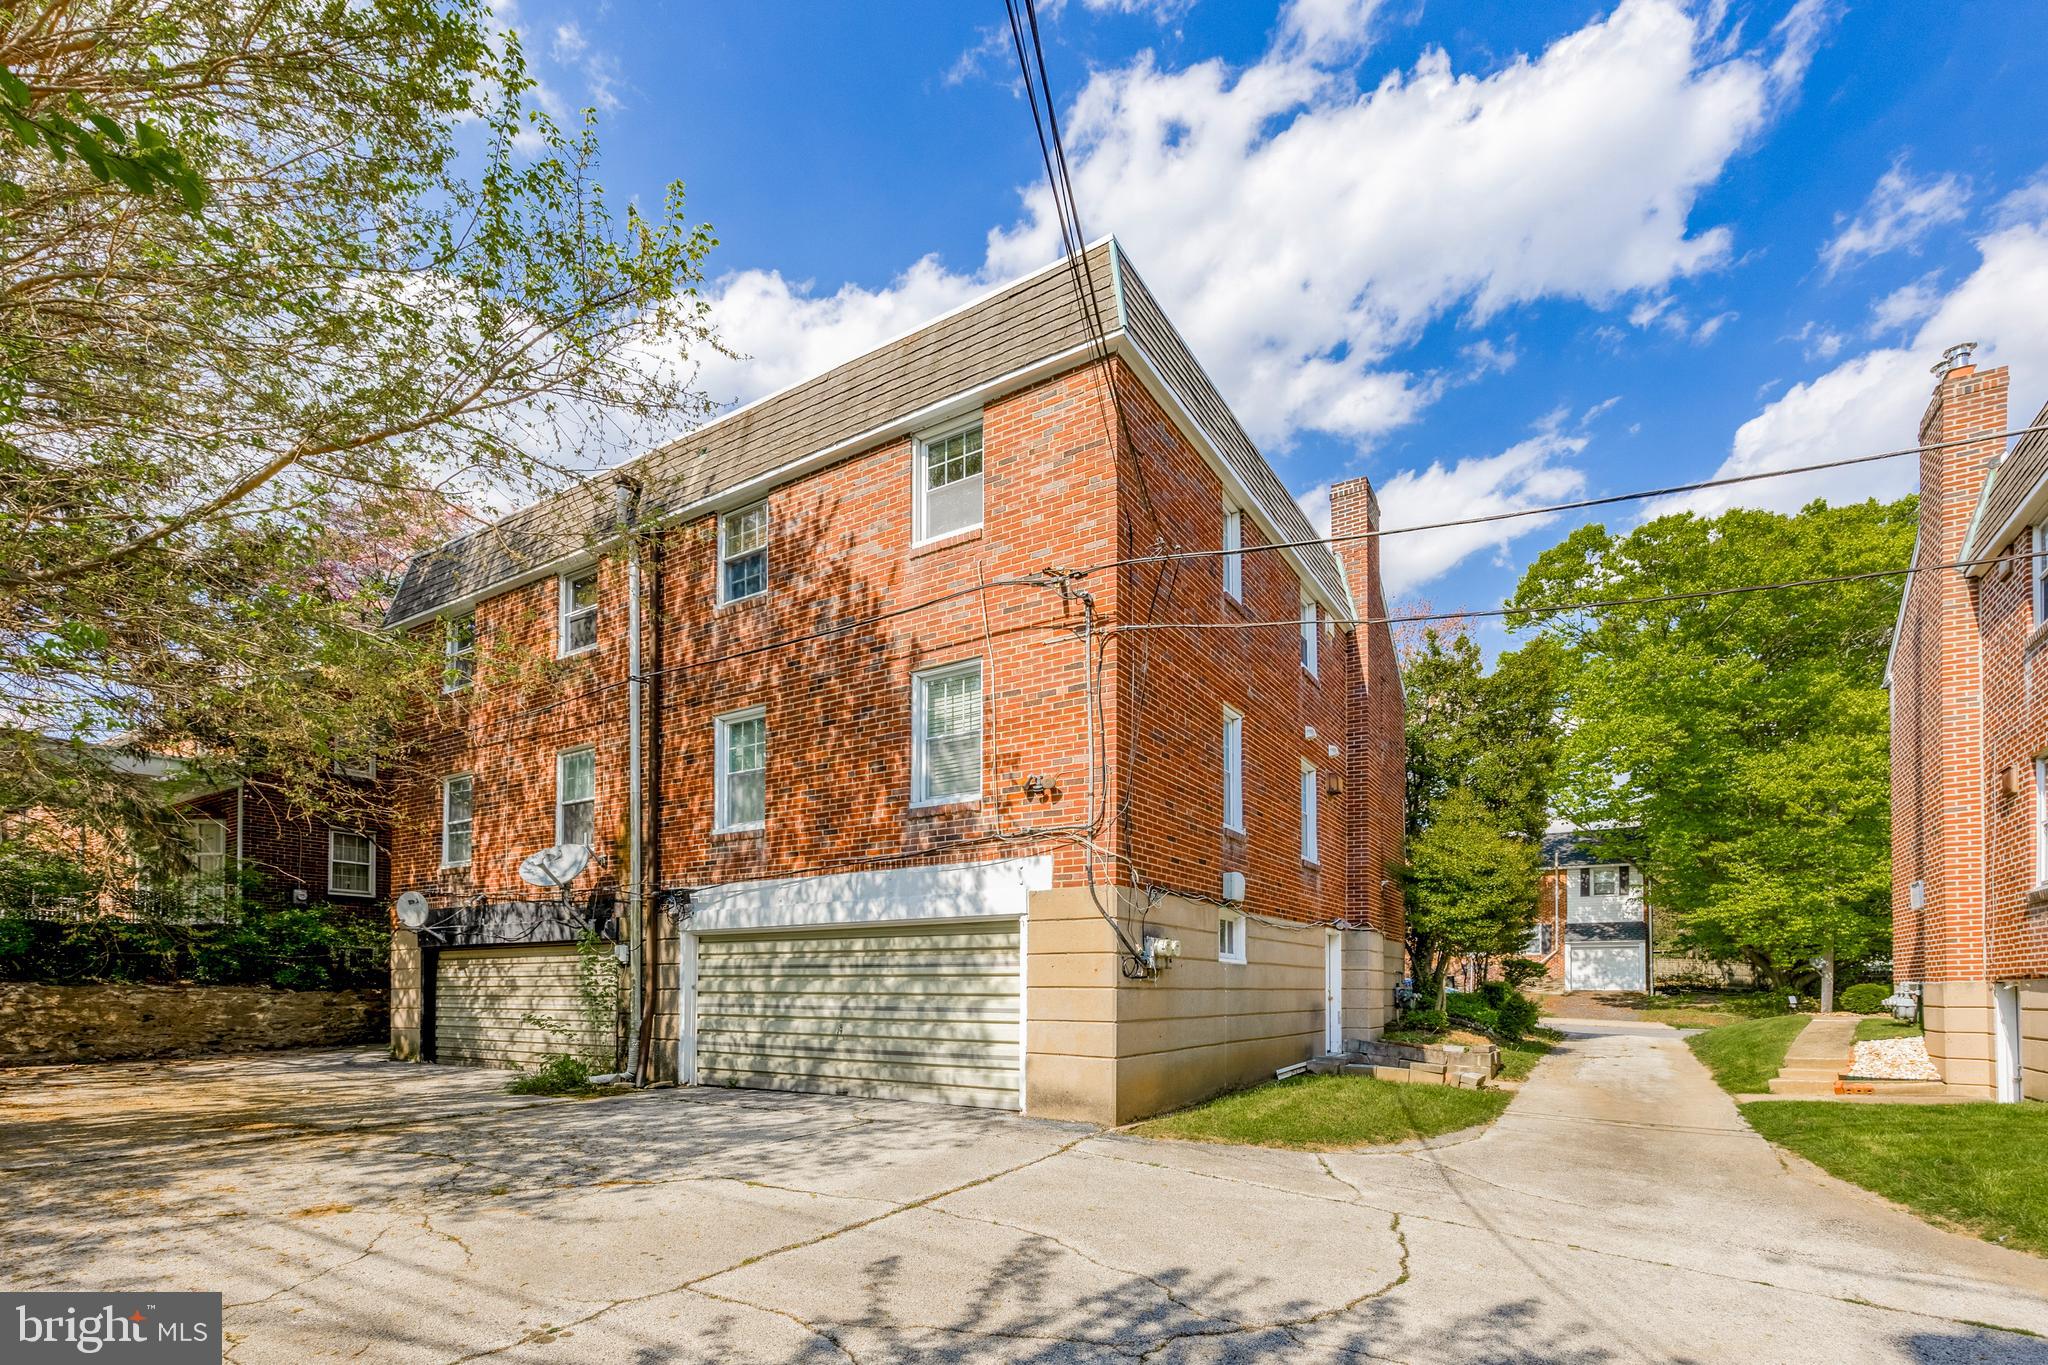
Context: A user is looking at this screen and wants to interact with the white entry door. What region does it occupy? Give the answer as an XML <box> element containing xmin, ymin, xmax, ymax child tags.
<box><xmin>1994</xmin><ymin>983</ymin><xmax>2021</xmax><ymax>1104</ymax></box>
<box><xmin>1324</xmin><ymin>931</ymin><xmax>1344</xmax><ymax>1054</ymax></box>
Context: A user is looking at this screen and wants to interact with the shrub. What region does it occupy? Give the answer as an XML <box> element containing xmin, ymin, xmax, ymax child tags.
<box><xmin>1838</xmin><ymin>982</ymin><xmax>1891</xmax><ymax>1015</ymax></box>
<box><xmin>1448</xmin><ymin>984</ymin><xmax>1540</xmax><ymax>1042</ymax></box>
<box><xmin>1477</xmin><ymin>979</ymin><xmax>1514</xmax><ymax>1008</ymax></box>
<box><xmin>1499</xmin><ymin>957</ymin><xmax>1548</xmax><ymax>989</ymax></box>
<box><xmin>1494</xmin><ymin>990</ymin><xmax>1541</xmax><ymax>1041</ymax></box>
<box><xmin>0</xmin><ymin>898</ymin><xmax>386</xmax><ymax>989</ymax></box>
<box><xmin>506</xmin><ymin>1054</ymin><xmax>593</xmax><ymax>1096</ymax></box>
<box><xmin>1391</xmin><ymin>1007</ymin><xmax>1448</xmax><ymax>1038</ymax></box>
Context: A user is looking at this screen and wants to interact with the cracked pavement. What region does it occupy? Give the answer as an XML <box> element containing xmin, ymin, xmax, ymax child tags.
<box><xmin>4</xmin><ymin>1018</ymin><xmax>2046</xmax><ymax>1363</ymax></box>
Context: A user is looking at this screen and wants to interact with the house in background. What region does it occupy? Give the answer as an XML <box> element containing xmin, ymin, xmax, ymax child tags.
<box><xmin>1525</xmin><ymin>828</ymin><xmax>1651</xmax><ymax>993</ymax></box>
<box><xmin>379</xmin><ymin>239</ymin><xmax>1407</xmax><ymax>1125</ymax></box>
<box><xmin>165</xmin><ymin>769</ymin><xmax>389</xmax><ymax>912</ymax></box>
<box><xmin>1887</xmin><ymin>344</ymin><xmax>2048</xmax><ymax>1102</ymax></box>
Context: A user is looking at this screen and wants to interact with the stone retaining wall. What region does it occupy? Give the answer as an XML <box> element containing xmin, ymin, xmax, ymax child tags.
<box><xmin>0</xmin><ymin>982</ymin><xmax>388</xmax><ymax>1064</ymax></box>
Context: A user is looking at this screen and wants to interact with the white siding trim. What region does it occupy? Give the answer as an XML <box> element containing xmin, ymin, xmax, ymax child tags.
<box><xmin>682</xmin><ymin>855</ymin><xmax>1052</xmax><ymax>935</ymax></box>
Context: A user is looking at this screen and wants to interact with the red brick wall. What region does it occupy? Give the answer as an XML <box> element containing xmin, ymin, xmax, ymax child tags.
<box><xmin>386</xmin><ymin>357</ymin><xmax>1403</xmax><ymax>937</ymax></box>
<box><xmin>1329</xmin><ymin>477</ymin><xmax>1406</xmax><ymax>942</ymax></box>
<box><xmin>1976</xmin><ymin>514</ymin><xmax>2048</xmax><ymax>980</ymax></box>
<box><xmin>180</xmin><ymin>778</ymin><xmax>389</xmax><ymax>907</ymax></box>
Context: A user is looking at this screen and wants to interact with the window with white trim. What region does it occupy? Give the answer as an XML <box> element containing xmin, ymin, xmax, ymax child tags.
<box><xmin>1301</xmin><ymin>761</ymin><xmax>1319</xmax><ymax>864</ymax></box>
<box><xmin>328</xmin><ymin>829</ymin><xmax>374</xmax><ymax>897</ymax></box>
<box><xmin>914</xmin><ymin>421</ymin><xmax>984</xmax><ymax>543</ymax></box>
<box><xmin>2036</xmin><ymin>757</ymin><xmax>2048</xmax><ymax>885</ymax></box>
<box><xmin>185</xmin><ymin>818</ymin><xmax>227</xmax><ymax>908</ymax></box>
<box><xmin>444</xmin><ymin>613</ymin><xmax>476</xmax><ymax>691</ymax></box>
<box><xmin>333</xmin><ymin>755</ymin><xmax>376</xmax><ymax>780</ymax></box>
<box><xmin>715</xmin><ymin>708</ymin><xmax>767</xmax><ymax>831</ymax></box>
<box><xmin>1222</xmin><ymin>705</ymin><xmax>1244</xmax><ymax>833</ymax></box>
<box><xmin>2033</xmin><ymin>524</ymin><xmax>2048</xmax><ymax>625</ymax></box>
<box><xmin>912</xmin><ymin>661</ymin><xmax>983</xmax><ymax>804</ymax></box>
<box><xmin>1217</xmin><ymin>907</ymin><xmax>1246</xmax><ymax>965</ymax></box>
<box><xmin>1300</xmin><ymin>597</ymin><xmax>1318</xmax><ymax>676</ymax></box>
<box><xmin>559</xmin><ymin>569</ymin><xmax>598</xmax><ymax>655</ymax></box>
<box><xmin>441</xmin><ymin>775</ymin><xmax>473</xmax><ymax>868</ymax></box>
<box><xmin>720</xmin><ymin>503</ymin><xmax>769</xmax><ymax>603</ymax></box>
<box><xmin>1222</xmin><ymin>507</ymin><xmax>1243</xmax><ymax>601</ymax></box>
<box><xmin>557</xmin><ymin>747</ymin><xmax>595</xmax><ymax>846</ymax></box>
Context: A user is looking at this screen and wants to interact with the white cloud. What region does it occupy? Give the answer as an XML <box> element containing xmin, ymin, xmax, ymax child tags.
<box><xmin>551</xmin><ymin>21</ymin><xmax>588</xmax><ymax>60</ymax></box>
<box><xmin>1820</xmin><ymin>156</ymin><xmax>1968</xmax><ymax>277</ymax></box>
<box><xmin>1374</xmin><ymin>423</ymin><xmax>1589</xmax><ymax>594</ymax></box>
<box><xmin>1868</xmin><ymin>270</ymin><xmax>1944</xmax><ymax>335</ymax></box>
<box><xmin>696</xmin><ymin>0</ymin><xmax>1824</xmax><ymax>461</ymax></box>
<box><xmin>1656</xmin><ymin>212</ymin><xmax>2048</xmax><ymax>520</ymax></box>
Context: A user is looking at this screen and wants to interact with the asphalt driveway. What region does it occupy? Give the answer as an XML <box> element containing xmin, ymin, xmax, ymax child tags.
<box><xmin>4</xmin><ymin>1020</ymin><xmax>2046</xmax><ymax>1364</ymax></box>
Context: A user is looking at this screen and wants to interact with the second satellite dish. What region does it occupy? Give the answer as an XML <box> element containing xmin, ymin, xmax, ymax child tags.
<box><xmin>393</xmin><ymin>890</ymin><xmax>431</xmax><ymax>930</ymax></box>
<box><xmin>519</xmin><ymin>843</ymin><xmax>591</xmax><ymax>888</ymax></box>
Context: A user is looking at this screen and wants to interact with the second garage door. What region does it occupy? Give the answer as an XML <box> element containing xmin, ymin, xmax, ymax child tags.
<box><xmin>435</xmin><ymin>945</ymin><xmax>614</xmax><ymax>1070</ymax></box>
<box><xmin>694</xmin><ymin>920</ymin><xmax>1022</xmax><ymax>1110</ymax></box>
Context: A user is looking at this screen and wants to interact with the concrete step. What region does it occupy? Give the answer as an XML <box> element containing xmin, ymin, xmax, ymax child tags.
<box><xmin>1766</xmin><ymin>1076</ymin><xmax>1842</xmax><ymax>1096</ymax></box>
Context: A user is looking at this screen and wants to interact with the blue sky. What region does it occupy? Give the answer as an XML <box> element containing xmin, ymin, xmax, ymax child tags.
<box><xmin>504</xmin><ymin>0</ymin><xmax>2048</xmax><ymax>640</ymax></box>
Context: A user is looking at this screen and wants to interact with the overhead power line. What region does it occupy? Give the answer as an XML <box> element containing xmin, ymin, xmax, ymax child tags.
<box><xmin>1076</xmin><ymin>421</ymin><xmax>2048</xmax><ymax>579</ymax></box>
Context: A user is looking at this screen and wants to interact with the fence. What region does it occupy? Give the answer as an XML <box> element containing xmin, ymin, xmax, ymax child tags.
<box><xmin>1652</xmin><ymin>954</ymin><xmax>1756</xmax><ymax>988</ymax></box>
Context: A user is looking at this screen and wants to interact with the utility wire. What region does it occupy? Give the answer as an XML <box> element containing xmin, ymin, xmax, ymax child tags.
<box><xmin>1076</xmin><ymin>421</ymin><xmax>2048</xmax><ymax>578</ymax></box>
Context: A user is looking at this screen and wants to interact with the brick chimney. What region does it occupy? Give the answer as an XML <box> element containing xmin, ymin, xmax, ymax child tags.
<box><xmin>1329</xmin><ymin>476</ymin><xmax>1404</xmax><ymax>946</ymax></box>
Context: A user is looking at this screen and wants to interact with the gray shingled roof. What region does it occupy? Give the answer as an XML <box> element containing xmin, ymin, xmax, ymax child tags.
<box><xmin>1964</xmin><ymin>398</ymin><xmax>2048</xmax><ymax>562</ymax></box>
<box><xmin>386</xmin><ymin>241</ymin><xmax>1350</xmax><ymax>625</ymax></box>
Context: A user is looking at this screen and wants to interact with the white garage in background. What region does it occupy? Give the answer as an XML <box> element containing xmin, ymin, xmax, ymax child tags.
<box><xmin>1565</xmin><ymin>941</ymin><xmax>1648</xmax><ymax>993</ymax></box>
<box><xmin>678</xmin><ymin>856</ymin><xmax>1049</xmax><ymax>1111</ymax></box>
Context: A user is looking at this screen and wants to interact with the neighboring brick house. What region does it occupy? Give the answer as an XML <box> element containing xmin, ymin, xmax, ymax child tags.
<box><xmin>1519</xmin><ymin>830</ymin><xmax>1650</xmax><ymax>993</ymax></box>
<box><xmin>1887</xmin><ymin>345</ymin><xmax>2048</xmax><ymax>1102</ymax></box>
<box><xmin>379</xmin><ymin>239</ymin><xmax>1406</xmax><ymax>1124</ymax></box>
<box><xmin>167</xmin><ymin>771</ymin><xmax>390</xmax><ymax>911</ymax></box>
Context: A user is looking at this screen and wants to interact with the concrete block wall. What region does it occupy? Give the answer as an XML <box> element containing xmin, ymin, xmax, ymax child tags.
<box><xmin>389</xmin><ymin>929</ymin><xmax>422</xmax><ymax>1060</ymax></box>
<box><xmin>2023</xmin><ymin>980</ymin><xmax>2048</xmax><ymax>1102</ymax></box>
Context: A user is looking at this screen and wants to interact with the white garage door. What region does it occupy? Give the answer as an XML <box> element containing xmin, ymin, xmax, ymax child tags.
<box><xmin>1566</xmin><ymin>943</ymin><xmax>1647</xmax><ymax>993</ymax></box>
<box><xmin>435</xmin><ymin>945</ymin><xmax>613</xmax><ymax>1070</ymax></box>
<box><xmin>695</xmin><ymin>921</ymin><xmax>1021</xmax><ymax>1110</ymax></box>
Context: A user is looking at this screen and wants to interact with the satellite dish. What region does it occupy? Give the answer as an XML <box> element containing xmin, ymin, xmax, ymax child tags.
<box><xmin>394</xmin><ymin>890</ymin><xmax>430</xmax><ymax>931</ymax></box>
<box><xmin>519</xmin><ymin>843</ymin><xmax>590</xmax><ymax>889</ymax></box>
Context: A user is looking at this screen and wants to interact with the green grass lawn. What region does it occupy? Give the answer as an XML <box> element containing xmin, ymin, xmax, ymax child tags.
<box><xmin>1498</xmin><ymin>1028</ymin><xmax>1565</xmax><ymax>1082</ymax></box>
<box><xmin>1128</xmin><ymin>1073</ymin><xmax>1511</xmax><ymax>1150</ymax></box>
<box><xmin>1686</xmin><ymin>1014</ymin><xmax>1811</xmax><ymax>1094</ymax></box>
<box><xmin>1624</xmin><ymin>990</ymin><xmax>1796</xmax><ymax>1029</ymax></box>
<box><xmin>1742</xmin><ymin>1102</ymin><xmax>2048</xmax><ymax>1258</ymax></box>
<box><xmin>1854</xmin><ymin>1017</ymin><xmax>1921</xmax><ymax>1042</ymax></box>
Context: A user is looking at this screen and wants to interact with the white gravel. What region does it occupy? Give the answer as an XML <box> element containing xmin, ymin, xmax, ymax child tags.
<box><xmin>1849</xmin><ymin>1035</ymin><xmax>1941</xmax><ymax>1081</ymax></box>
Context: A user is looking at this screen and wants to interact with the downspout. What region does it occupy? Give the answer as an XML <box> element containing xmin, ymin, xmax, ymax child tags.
<box><xmin>612</xmin><ymin>475</ymin><xmax>646</xmax><ymax>1085</ymax></box>
<box><xmin>234</xmin><ymin>781</ymin><xmax>245</xmax><ymax>876</ymax></box>
<box><xmin>635</xmin><ymin>530</ymin><xmax>666</xmax><ymax>1085</ymax></box>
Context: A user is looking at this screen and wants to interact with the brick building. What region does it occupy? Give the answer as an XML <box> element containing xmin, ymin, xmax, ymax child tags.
<box><xmin>1519</xmin><ymin>829</ymin><xmax>1651</xmax><ymax>993</ymax></box>
<box><xmin>1886</xmin><ymin>344</ymin><xmax>2048</xmax><ymax>1101</ymax></box>
<box><xmin>379</xmin><ymin>240</ymin><xmax>1406</xmax><ymax>1124</ymax></box>
<box><xmin>170</xmin><ymin>772</ymin><xmax>390</xmax><ymax>911</ymax></box>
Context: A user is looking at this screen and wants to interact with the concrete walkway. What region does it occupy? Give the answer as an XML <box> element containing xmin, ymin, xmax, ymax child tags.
<box><xmin>1767</xmin><ymin>1012</ymin><xmax>1859</xmax><ymax>1095</ymax></box>
<box><xmin>5</xmin><ymin>1031</ymin><xmax>2047</xmax><ymax>1362</ymax></box>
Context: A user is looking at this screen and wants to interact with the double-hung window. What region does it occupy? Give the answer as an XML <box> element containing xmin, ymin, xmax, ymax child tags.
<box><xmin>557</xmin><ymin>747</ymin><xmax>595</xmax><ymax>846</ymax></box>
<box><xmin>328</xmin><ymin>830</ymin><xmax>375</xmax><ymax>897</ymax></box>
<box><xmin>1300</xmin><ymin>597</ymin><xmax>1319</xmax><ymax>676</ymax></box>
<box><xmin>1217</xmin><ymin>906</ymin><xmax>1246</xmax><ymax>965</ymax></box>
<box><xmin>914</xmin><ymin>421</ymin><xmax>984</xmax><ymax>543</ymax></box>
<box><xmin>1222</xmin><ymin>508</ymin><xmax>1243</xmax><ymax>601</ymax></box>
<box><xmin>441</xmin><ymin>775</ymin><xmax>473</xmax><ymax>868</ymax></box>
<box><xmin>444</xmin><ymin>613</ymin><xmax>476</xmax><ymax>691</ymax></box>
<box><xmin>185</xmin><ymin>818</ymin><xmax>227</xmax><ymax>909</ymax></box>
<box><xmin>912</xmin><ymin>661</ymin><xmax>983</xmax><ymax>805</ymax></box>
<box><xmin>2033</xmin><ymin>525</ymin><xmax>2048</xmax><ymax>625</ymax></box>
<box><xmin>1222</xmin><ymin>706</ymin><xmax>1245</xmax><ymax>833</ymax></box>
<box><xmin>559</xmin><ymin>569</ymin><xmax>598</xmax><ymax>656</ymax></box>
<box><xmin>1300</xmin><ymin>761</ymin><xmax>1319</xmax><ymax>864</ymax></box>
<box><xmin>715</xmin><ymin>708</ymin><xmax>767</xmax><ymax>831</ymax></box>
<box><xmin>2036</xmin><ymin>758</ymin><xmax>2048</xmax><ymax>886</ymax></box>
<box><xmin>720</xmin><ymin>503</ymin><xmax>769</xmax><ymax>603</ymax></box>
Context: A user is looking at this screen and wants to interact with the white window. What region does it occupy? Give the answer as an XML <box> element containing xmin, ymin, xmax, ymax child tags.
<box><xmin>1300</xmin><ymin>597</ymin><xmax>1318</xmax><ymax>676</ymax></box>
<box><xmin>557</xmin><ymin>747</ymin><xmax>595</xmax><ymax>846</ymax></box>
<box><xmin>1222</xmin><ymin>507</ymin><xmax>1243</xmax><ymax>601</ymax></box>
<box><xmin>914</xmin><ymin>421</ymin><xmax>984</xmax><ymax>543</ymax></box>
<box><xmin>720</xmin><ymin>503</ymin><xmax>769</xmax><ymax>603</ymax></box>
<box><xmin>441</xmin><ymin>775</ymin><xmax>473</xmax><ymax>868</ymax></box>
<box><xmin>444</xmin><ymin>613</ymin><xmax>476</xmax><ymax>691</ymax></box>
<box><xmin>333</xmin><ymin>755</ymin><xmax>376</xmax><ymax>780</ymax></box>
<box><xmin>1217</xmin><ymin>907</ymin><xmax>1246</xmax><ymax>965</ymax></box>
<box><xmin>2036</xmin><ymin>758</ymin><xmax>2048</xmax><ymax>884</ymax></box>
<box><xmin>559</xmin><ymin>569</ymin><xmax>598</xmax><ymax>656</ymax></box>
<box><xmin>912</xmin><ymin>661</ymin><xmax>984</xmax><ymax>805</ymax></box>
<box><xmin>1222</xmin><ymin>706</ymin><xmax>1244</xmax><ymax>833</ymax></box>
<box><xmin>1301</xmin><ymin>761</ymin><xmax>1319</xmax><ymax>864</ymax></box>
<box><xmin>328</xmin><ymin>830</ymin><xmax>375</xmax><ymax>897</ymax></box>
<box><xmin>1583</xmin><ymin>866</ymin><xmax>1626</xmax><ymax>898</ymax></box>
<box><xmin>2034</xmin><ymin>525</ymin><xmax>2048</xmax><ymax>624</ymax></box>
<box><xmin>185</xmin><ymin>818</ymin><xmax>227</xmax><ymax>908</ymax></box>
<box><xmin>715</xmin><ymin>708</ymin><xmax>767</xmax><ymax>831</ymax></box>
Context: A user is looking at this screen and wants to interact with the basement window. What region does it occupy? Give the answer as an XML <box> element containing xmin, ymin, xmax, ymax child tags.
<box><xmin>1218</xmin><ymin>907</ymin><xmax>1246</xmax><ymax>965</ymax></box>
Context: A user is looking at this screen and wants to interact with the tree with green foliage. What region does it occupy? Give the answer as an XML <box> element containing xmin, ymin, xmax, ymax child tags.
<box><xmin>0</xmin><ymin>2</ymin><xmax>724</xmax><ymax>845</ymax></box>
<box><xmin>1398</xmin><ymin>629</ymin><xmax>1560</xmax><ymax>1001</ymax></box>
<box><xmin>1507</xmin><ymin>498</ymin><xmax>1913</xmax><ymax>1007</ymax></box>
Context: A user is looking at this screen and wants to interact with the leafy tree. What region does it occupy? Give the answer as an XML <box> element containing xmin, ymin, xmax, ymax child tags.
<box><xmin>1399</xmin><ymin>790</ymin><xmax>1542</xmax><ymax>1003</ymax></box>
<box><xmin>0</xmin><ymin>2</ymin><xmax>723</xmax><ymax>840</ymax></box>
<box><xmin>1507</xmin><ymin>498</ymin><xmax>1913</xmax><ymax>1006</ymax></box>
<box><xmin>1398</xmin><ymin>629</ymin><xmax>1560</xmax><ymax>999</ymax></box>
